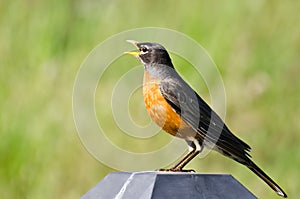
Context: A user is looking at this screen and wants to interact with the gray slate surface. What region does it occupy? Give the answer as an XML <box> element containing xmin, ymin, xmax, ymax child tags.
<box><xmin>81</xmin><ymin>171</ymin><xmax>257</xmax><ymax>199</ymax></box>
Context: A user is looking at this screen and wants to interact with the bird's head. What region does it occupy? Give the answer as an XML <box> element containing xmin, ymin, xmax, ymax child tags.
<box><xmin>125</xmin><ymin>40</ymin><xmax>173</xmax><ymax>67</ymax></box>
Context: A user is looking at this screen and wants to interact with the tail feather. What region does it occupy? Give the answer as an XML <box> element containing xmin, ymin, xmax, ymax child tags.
<box><xmin>247</xmin><ymin>160</ymin><xmax>287</xmax><ymax>198</ymax></box>
<box><xmin>215</xmin><ymin>143</ymin><xmax>287</xmax><ymax>197</ymax></box>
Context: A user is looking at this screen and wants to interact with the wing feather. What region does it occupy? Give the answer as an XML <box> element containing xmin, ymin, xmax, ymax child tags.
<box><xmin>159</xmin><ymin>78</ymin><xmax>251</xmax><ymax>160</ymax></box>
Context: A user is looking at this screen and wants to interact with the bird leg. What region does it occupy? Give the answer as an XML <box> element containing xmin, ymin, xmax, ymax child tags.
<box><xmin>170</xmin><ymin>149</ymin><xmax>200</xmax><ymax>172</ymax></box>
<box><xmin>159</xmin><ymin>139</ymin><xmax>202</xmax><ymax>172</ymax></box>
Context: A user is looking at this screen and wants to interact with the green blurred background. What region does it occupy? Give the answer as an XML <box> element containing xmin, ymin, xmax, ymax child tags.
<box><xmin>1</xmin><ymin>0</ymin><xmax>299</xmax><ymax>198</ymax></box>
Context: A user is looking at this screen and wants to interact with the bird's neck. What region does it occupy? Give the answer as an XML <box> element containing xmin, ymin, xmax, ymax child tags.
<box><xmin>144</xmin><ymin>63</ymin><xmax>177</xmax><ymax>80</ymax></box>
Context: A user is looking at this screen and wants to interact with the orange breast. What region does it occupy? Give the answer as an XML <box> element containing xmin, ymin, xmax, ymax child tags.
<box><xmin>143</xmin><ymin>71</ymin><xmax>192</xmax><ymax>138</ymax></box>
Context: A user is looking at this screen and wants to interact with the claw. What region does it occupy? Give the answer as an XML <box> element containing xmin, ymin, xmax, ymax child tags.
<box><xmin>156</xmin><ymin>168</ymin><xmax>196</xmax><ymax>173</ymax></box>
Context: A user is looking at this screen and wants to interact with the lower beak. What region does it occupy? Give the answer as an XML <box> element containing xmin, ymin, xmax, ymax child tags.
<box><xmin>124</xmin><ymin>51</ymin><xmax>140</xmax><ymax>57</ymax></box>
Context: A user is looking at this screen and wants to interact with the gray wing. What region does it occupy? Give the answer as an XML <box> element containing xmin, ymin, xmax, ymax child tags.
<box><xmin>159</xmin><ymin>78</ymin><xmax>251</xmax><ymax>161</ymax></box>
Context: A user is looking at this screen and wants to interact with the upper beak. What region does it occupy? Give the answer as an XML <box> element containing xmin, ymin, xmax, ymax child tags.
<box><xmin>124</xmin><ymin>40</ymin><xmax>140</xmax><ymax>57</ymax></box>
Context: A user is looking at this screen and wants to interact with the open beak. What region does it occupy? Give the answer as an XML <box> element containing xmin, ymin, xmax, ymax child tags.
<box><xmin>124</xmin><ymin>40</ymin><xmax>140</xmax><ymax>57</ymax></box>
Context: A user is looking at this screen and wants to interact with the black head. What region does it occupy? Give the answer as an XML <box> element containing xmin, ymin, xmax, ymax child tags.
<box><xmin>125</xmin><ymin>40</ymin><xmax>173</xmax><ymax>67</ymax></box>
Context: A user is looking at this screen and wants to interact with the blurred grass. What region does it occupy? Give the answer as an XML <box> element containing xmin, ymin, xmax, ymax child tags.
<box><xmin>1</xmin><ymin>0</ymin><xmax>300</xmax><ymax>198</ymax></box>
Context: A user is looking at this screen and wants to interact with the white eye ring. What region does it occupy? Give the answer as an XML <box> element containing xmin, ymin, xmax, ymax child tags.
<box><xmin>140</xmin><ymin>46</ymin><xmax>149</xmax><ymax>54</ymax></box>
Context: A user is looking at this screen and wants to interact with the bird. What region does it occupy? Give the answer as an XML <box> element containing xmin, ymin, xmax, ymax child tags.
<box><xmin>124</xmin><ymin>40</ymin><xmax>287</xmax><ymax>198</ymax></box>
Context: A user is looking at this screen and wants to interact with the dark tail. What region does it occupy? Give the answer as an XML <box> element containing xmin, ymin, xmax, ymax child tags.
<box><xmin>247</xmin><ymin>160</ymin><xmax>287</xmax><ymax>198</ymax></box>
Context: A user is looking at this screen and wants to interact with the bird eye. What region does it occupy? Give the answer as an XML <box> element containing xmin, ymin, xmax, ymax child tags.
<box><xmin>140</xmin><ymin>46</ymin><xmax>148</xmax><ymax>53</ymax></box>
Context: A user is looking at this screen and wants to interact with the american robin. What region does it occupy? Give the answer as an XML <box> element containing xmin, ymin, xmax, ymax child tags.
<box><xmin>125</xmin><ymin>40</ymin><xmax>287</xmax><ymax>198</ymax></box>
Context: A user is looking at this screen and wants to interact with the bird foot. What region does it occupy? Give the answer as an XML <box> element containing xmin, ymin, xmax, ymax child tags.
<box><xmin>157</xmin><ymin>168</ymin><xmax>196</xmax><ymax>173</ymax></box>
